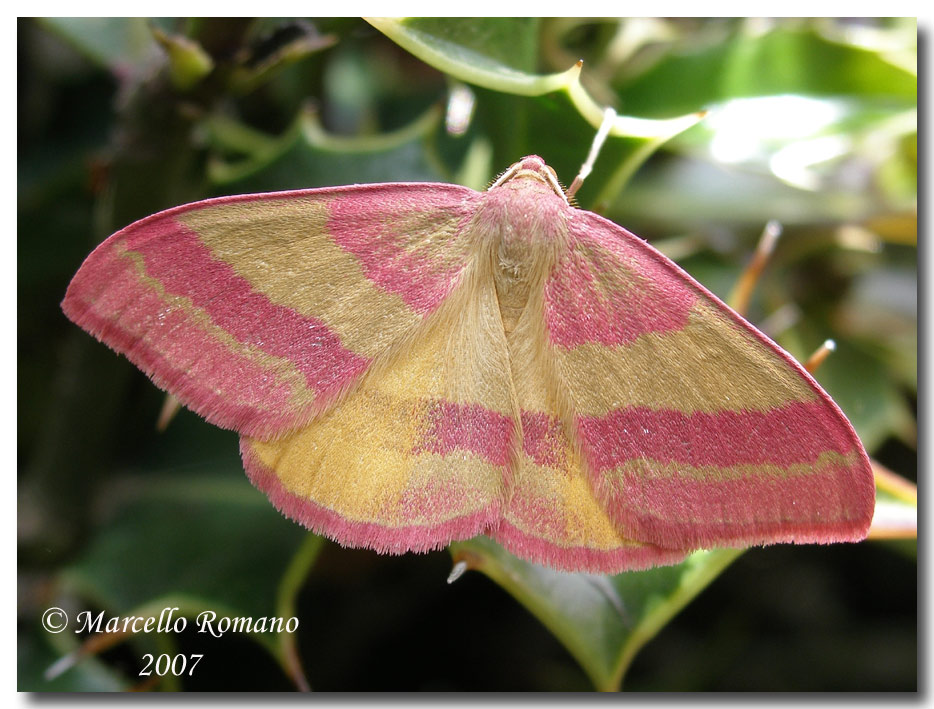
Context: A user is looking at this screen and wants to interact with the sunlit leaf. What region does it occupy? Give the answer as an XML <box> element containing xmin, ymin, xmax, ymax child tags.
<box><xmin>614</xmin><ymin>22</ymin><xmax>917</xmax><ymax>117</ymax></box>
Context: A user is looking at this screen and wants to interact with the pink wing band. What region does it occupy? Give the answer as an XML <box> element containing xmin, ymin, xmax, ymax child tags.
<box><xmin>63</xmin><ymin>259</ymin><xmax>301</xmax><ymax>435</ymax></box>
<box><xmin>414</xmin><ymin>400</ymin><xmax>515</xmax><ymax>468</ymax></box>
<box><xmin>520</xmin><ymin>411</ymin><xmax>568</xmax><ymax>469</ymax></box>
<box><xmin>328</xmin><ymin>189</ymin><xmax>479</xmax><ymax>314</ymax></box>
<box><xmin>62</xmin><ymin>185</ymin><xmax>480</xmax><ymax>439</ymax></box>
<box><xmin>126</xmin><ymin>218</ymin><xmax>372</xmax><ymax>397</ymax></box>
<box><xmin>545</xmin><ymin>213</ymin><xmax>697</xmax><ymax>347</ymax></box>
<box><xmin>610</xmin><ymin>456</ymin><xmax>874</xmax><ymax>548</ymax></box>
<box><xmin>540</xmin><ymin>207</ymin><xmax>875</xmax><ymax>553</ymax></box>
<box><xmin>578</xmin><ymin>400</ymin><xmax>859</xmax><ymax>470</ymax></box>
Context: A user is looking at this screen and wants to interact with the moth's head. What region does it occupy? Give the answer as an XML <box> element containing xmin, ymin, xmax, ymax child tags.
<box><xmin>489</xmin><ymin>155</ymin><xmax>567</xmax><ymax>203</ymax></box>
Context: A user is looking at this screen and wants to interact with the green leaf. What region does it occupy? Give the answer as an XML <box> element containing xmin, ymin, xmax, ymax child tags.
<box><xmin>39</xmin><ymin>18</ymin><xmax>175</xmax><ymax>71</ymax></box>
<box><xmin>51</xmin><ymin>472</ymin><xmax>321</xmax><ymax>687</ymax></box>
<box><xmin>614</xmin><ymin>23</ymin><xmax>917</xmax><ymax>117</ymax></box>
<box><xmin>61</xmin><ymin>473</ymin><xmax>310</xmax><ymax>619</ymax></box>
<box><xmin>610</xmin><ymin>151</ymin><xmax>891</xmax><ymax>228</ymax></box>
<box><xmin>19</xmin><ymin>625</ymin><xmax>129</xmax><ymax>691</ymax></box>
<box><xmin>151</xmin><ymin>27</ymin><xmax>214</xmax><ymax>90</ymax></box>
<box><xmin>449</xmin><ymin>537</ymin><xmax>742</xmax><ymax>691</ymax></box>
<box><xmin>376</xmin><ymin>17</ymin><xmax>542</xmax><ymax>74</ymax></box>
<box><xmin>367</xmin><ymin>17</ymin><xmax>570</xmax><ymax>95</ymax></box>
<box><xmin>367</xmin><ymin>16</ymin><xmax>704</xmax><ymax>140</ymax></box>
<box><xmin>230</xmin><ymin>21</ymin><xmax>337</xmax><ymax>95</ymax></box>
<box><xmin>367</xmin><ymin>16</ymin><xmax>706</xmax><ymax>214</ymax></box>
<box><xmin>205</xmin><ymin>104</ymin><xmax>446</xmax><ymax>190</ymax></box>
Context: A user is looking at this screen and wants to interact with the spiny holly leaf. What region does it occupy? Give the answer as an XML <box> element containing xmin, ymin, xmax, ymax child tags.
<box><xmin>450</xmin><ymin>537</ymin><xmax>742</xmax><ymax>691</ymax></box>
<box><xmin>205</xmin><ymin>104</ymin><xmax>445</xmax><ymax>190</ymax></box>
<box><xmin>366</xmin><ymin>17</ymin><xmax>703</xmax><ymax>145</ymax></box>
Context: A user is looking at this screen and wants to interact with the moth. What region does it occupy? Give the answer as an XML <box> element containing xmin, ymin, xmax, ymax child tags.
<box><xmin>62</xmin><ymin>156</ymin><xmax>875</xmax><ymax>573</ymax></box>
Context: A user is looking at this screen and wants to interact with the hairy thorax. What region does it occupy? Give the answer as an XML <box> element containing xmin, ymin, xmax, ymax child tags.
<box><xmin>473</xmin><ymin>173</ymin><xmax>570</xmax><ymax>334</ymax></box>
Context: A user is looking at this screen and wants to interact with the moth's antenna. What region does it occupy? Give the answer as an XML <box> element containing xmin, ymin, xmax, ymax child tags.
<box><xmin>567</xmin><ymin>107</ymin><xmax>617</xmax><ymax>199</ymax></box>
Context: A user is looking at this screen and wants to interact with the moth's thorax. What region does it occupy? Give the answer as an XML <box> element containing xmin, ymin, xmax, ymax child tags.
<box><xmin>476</xmin><ymin>163</ymin><xmax>571</xmax><ymax>334</ymax></box>
<box><xmin>489</xmin><ymin>155</ymin><xmax>566</xmax><ymax>199</ymax></box>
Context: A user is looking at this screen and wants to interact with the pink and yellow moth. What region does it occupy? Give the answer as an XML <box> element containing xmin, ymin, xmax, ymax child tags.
<box><xmin>62</xmin><ymin>156</ymin><xmax>875</xmax><ymax>573</ymax></box>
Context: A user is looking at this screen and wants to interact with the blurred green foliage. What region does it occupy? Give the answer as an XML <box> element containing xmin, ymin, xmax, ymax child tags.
<box><xmin>18</xmin><ymin>17</ymin><xmax>915</xmax><ymax>691</ymax></box>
